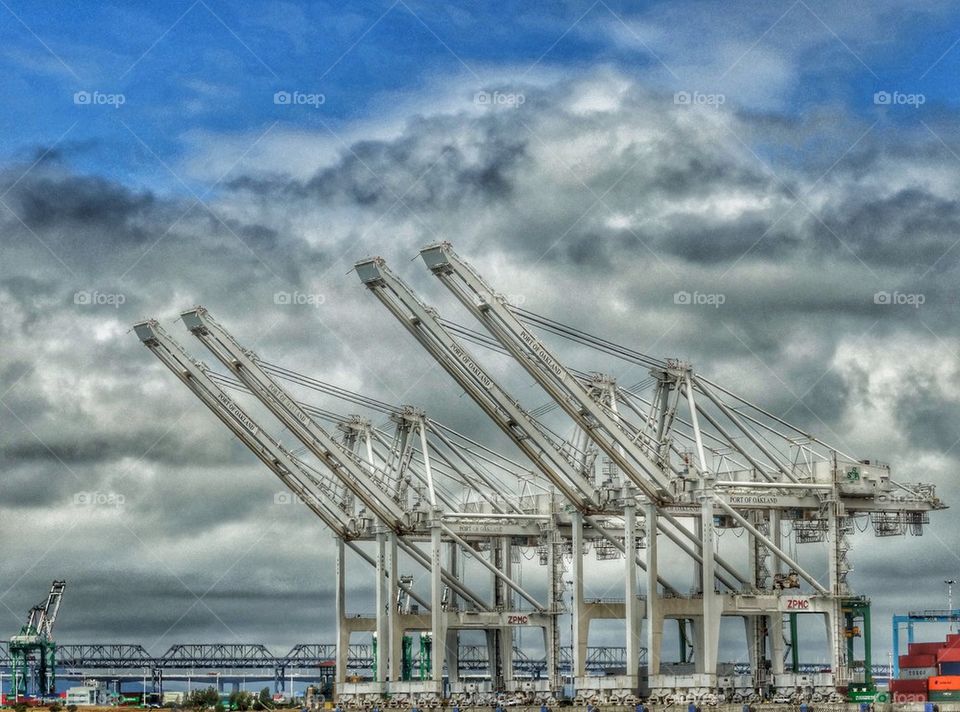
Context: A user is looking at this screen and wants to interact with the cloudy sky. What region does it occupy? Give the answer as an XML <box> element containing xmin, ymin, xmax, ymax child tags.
<box><xmin>3</xmin><ymin>0</ymin><xmax>960</xmax><ymax>670</ymax></box>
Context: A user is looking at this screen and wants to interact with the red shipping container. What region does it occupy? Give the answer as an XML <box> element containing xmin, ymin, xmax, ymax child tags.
<box><xmin>901</xmin><ymin>654</ymin><xmax>938</xmax><ymax>667</ymax></box>
<box><xmin>891</xmin><ymin>679</ymin><xmax>929</xmax><ymax>693</ymax></box>
<box><xmin>911</xmin><ymin>642</ymin><xmax>946</xmax><ymax>655</ymax></box>
<box><xmin>939</xmin><ymin>647</ymin><xmax>960</xmax><ymax>663</ymax></box>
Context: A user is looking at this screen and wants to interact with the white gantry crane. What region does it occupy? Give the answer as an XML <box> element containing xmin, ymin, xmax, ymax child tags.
<box><xmin>136</xmin><ymin>312</ymin><xmax>571</xmax><ymax>707</ymax></box>
<box><xmin>354</xmin><ymin>254</ymin><xmax>754</xmax><ymax>702</ymax></box>
<box><xmin>134</xmin><ymin>243</ymin><xmax>944</xmax><ymax>708</ymax></box>
<box><xmin>355</xmin><ymin>242</ymin><xmax>943</xmax><ymax>705</ymax></box>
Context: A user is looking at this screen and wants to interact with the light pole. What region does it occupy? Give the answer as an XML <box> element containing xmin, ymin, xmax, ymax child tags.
<box><xmin>947</xmin><ymin>580</ymin><xmax>956</xmax><ymax>632</ymax></box>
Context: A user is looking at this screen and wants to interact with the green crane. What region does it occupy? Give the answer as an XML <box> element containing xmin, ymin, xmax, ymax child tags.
<box><xmin>9</xmin><ymin>581</ymin><xmax>66</xmax><ymax>700</ymax></box>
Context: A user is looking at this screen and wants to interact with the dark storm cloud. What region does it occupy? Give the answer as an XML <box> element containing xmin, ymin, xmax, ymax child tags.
<box><xmin>3</xmin><ymin>71</ymin><xmax>960</xmax><ymax>652</ymax></box>
<box><xmin>654</xmin><ymin>217</ymin><xmax>801</xmax><ymax>263</ymax></box>
<box><xmin>0</xmin><ymin>463</ymin><xmax>80</xmax><ymax>509</ymax></box>
<box><xmin>0</xmin><ymin>357</ymin><xmax>33</xmax><ymax>384</ymax></box>
<box><xmin>6</xmin><ymin>433</ymin><xmax>169</xmax><ymax>465</ymax></box>
<box><xmin>228</xmin><ymin>115</ymin><xmax>528</xmax><ymax>212</ymax></box>
<box><xmin>895</xmin><ymin>375</ymin><xmax>960</xmax><ymax>453</ymax></box>
<box><xmin>11</xmin><ymin>174</ymin><xmax>155</xmax><ymax>231</ymax></box>
<box><xmin>305</xmin><ymin>133</ymin><xmax>525</xmax><ymax>209</ymax></box>
<box><xmin>0</xmin><ymin>167</ymin><xmax>321</xmax><ymax>288</ymax></box>
<box><xmin>1</xmin><ymin>428</ymin><xmax>251</xmax><ymax>469</ymax></box>
<box><xmin>817</xmin><ymin>188</ymin><xmax>960</xmax><ymax>268</ymax></box>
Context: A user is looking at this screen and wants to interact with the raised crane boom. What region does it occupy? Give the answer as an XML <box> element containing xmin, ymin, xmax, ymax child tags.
<box><xmin>26</xmin><ymin>580</ymin><xmax>65</xmax><ymax>639</ymax></box>
<box><xmin>133</xmin><ymin>320</ymin><xmax>356</xmax><ymax>537</ymax></box>
<box><xmin>355</xmin><ymin>256</ymin><xmax>747</xmax><ymax>592</ymax></box>
<box><xmin>182</xmin><ymin>307</ymin><xmax>532</xmax><ymax>531</ymax></box>
<box><xmin>136</xmin><ymin>318</ymin><xmax>492</xmax><ymax>612</ymax></box>
<box><xmin>355</xmin><ymin>256</ymin><xmax>599</xmax><ymax>511</ymax></box>
<box><xmin>180</xmin><ymin>306</ymin><xmax>413</xmax><ymax>529</ymax></box>
<box><xmin>132</xmin><ymin>319</ymin><xmax>435</xmax><ymax>610</ymax></box>
<box><xmin>420</xmin><ymin>242</ymin><xmax>675</xmax><ymax>502</ymax></box>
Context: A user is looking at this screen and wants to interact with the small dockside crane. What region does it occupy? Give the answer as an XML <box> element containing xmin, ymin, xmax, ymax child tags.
<box><xmin>10</xmin><ymin>580</ymin><xmax>66</xmax><ymax>700</ymax></box>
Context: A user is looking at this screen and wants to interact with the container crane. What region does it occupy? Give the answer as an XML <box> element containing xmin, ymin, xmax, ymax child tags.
<box><xmin>356</xmin><ymin>243</ymin><xmax>945</xmax><ymax>704</ymax></box>
<box><xmin>134</xmin><ymin>315</ymin><xmax>564</xmax><ymax>707</ymax></box>
<box><xmin>353</xmin><ymin>255</ymin><xmax>745</xmax><ymax>594</ymax></box>
<box><xmin>354</xmin><ymin>256</ymin><xmax>750</xmax><ymax>700</ymax></box>
<box><xmin>177</xmin><ymin>307</ymin><xmax>540</xmax><ymax>614</ymax></box>
<box><xmin>10</xmin><ymin>580</ymin><xmax>65</xmax><ymax>699</ymax></box>
<box><xmin>176</xmin><ymin>306</ymin><xmax>551</xmax><ymax>690</ymax></box>
<box><xmin>420</xmin><ymin>242</ymin><xmax>676</xmax><ymax>502</ymax></box>
<box><xmin>130</xmin><ymin>240</ymin><xmax>946</xmax><ymax>709</ymax></box>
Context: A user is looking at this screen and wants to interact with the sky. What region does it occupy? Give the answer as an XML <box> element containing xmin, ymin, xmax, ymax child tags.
<box><xmin>3</xmin><ymin>0</ymin><xmax>960</xmax><ymax>670</ymax></box>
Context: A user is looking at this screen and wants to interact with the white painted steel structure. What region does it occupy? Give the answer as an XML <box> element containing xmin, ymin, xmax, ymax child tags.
<box><xmin>134</xmin><ymin>243</ymin><xmax>944</xmax><ymax>708</ymax></box>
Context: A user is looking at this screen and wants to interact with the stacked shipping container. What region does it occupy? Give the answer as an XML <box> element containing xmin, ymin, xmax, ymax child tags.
<box><xmin>890</xmin><ymin>635</ymin><xmax>960</xmax><ymax>702</ymax></box>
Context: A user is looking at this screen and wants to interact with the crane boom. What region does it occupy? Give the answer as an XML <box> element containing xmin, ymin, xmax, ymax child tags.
<box><xmin>355</xmin><ymin>257</ymin><xmax>745</xmax><ymax>592</ymax></box>
<box><xmin>419</xmin><ymin>242</ymin><xmax>674</xmax><ymax>503</ymax></box>
<box><xmin>24</xmin><ymin>580</ymin><xmax>66</xmax><ymax>639</ymax></box>
<box><xmin>180</xmin><ymin>307</ymin><xmax>412</xmax><ymax>529</ymax></box>
<box><xmin>177</xmin><ymin>308</ymin><xmax>515</xmax><ymax>610</ymax></box>
<box><xmin>40</xmin><ymin>580</ymin><xmax>64</xmax><ymax>637</ymax></box>
<box><xmin>355</xmin><ymin>256</ymin><xmax>600</xmax><ymax>511</ymax></box>
<box><xmin>137</xmin><ymin>318</ymin><xmax>492</xmax><ymax>611</ymax></box>
<box><xmin>133</xmin><ymin>319</ymin><xmax>356</xmax><ymax>537</ymax></box>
